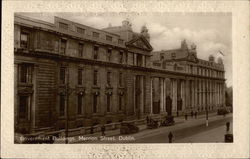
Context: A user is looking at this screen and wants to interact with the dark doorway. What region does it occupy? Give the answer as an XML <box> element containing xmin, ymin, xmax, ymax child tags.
<box><xmin>153</xmin><ymin>101</ymin><xmax>160</xmax><ymax>114</ymax></box>
<box><xmin>166</xmin><ymin>96</ymin><xmax>172</xmax><ymax>115</ymax></box>
<box><xmin>177</xmin><ymin>99</ymin><xmax>183</xmax><ymax>111</ymax></box>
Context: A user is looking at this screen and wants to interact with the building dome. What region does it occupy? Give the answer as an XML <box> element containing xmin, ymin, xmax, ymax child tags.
<box><xmin>217</xmin><ymin>57</ymin><xmax>223</xmax><ymax>64</ymax></box>
<box><xmin>209</xmin><ymin>55</ymin><xmax>215</xmax><ymax>62</ymax></box>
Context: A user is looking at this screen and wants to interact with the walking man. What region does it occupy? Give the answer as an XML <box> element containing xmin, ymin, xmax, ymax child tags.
<box><xmin>195</xmin><ymin>111</ymin><xmax>197</xmax><ymax>119</ymax></box>
<box><xmin>226</xmin><ymin>122</ymin><xmax>230</xmax><ymax>132</ymax></box>
<box><xmin>185</xmin><ymin>113</ymin><xmax>188</xmax><ymax>121</ymax></box>
<box><xmin>168</xmin><ymin>132</ymin><xmax>173</xmax><ymax>143</ymax></box>
<box><xmin>101</xmin><ymin>125</ymin><xmax>106</xmax><ymax>136</ymax></box>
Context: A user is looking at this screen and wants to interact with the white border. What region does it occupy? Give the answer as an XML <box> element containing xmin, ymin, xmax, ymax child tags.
<box><xmin>1</xmin><ymin>1</ymin><xmax>249</xmax><ymax>158</ymax></box>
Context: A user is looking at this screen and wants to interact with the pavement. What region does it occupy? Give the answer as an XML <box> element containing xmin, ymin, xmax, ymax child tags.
<box><xmin>53</xmin><ymin>112</ymin><xmax>232</xmax><ymax>144</ymax></box>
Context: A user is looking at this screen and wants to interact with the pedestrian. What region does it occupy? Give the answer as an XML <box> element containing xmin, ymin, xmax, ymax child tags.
<box><xmin>191</xmin><ymin>111</ymin><xmax>194</xmax><ymax>118</ymax></box>
<box><xmin>90</xmin><ymin>126</ymin><xmax>94</xmax><ymax>134</ymax></box>
<box><xmin>101</xmin><ymin>125</ymin><xmax>106</xmax><ymax>136</ymax></box>
<box><xmin>177</xmin><ymin>111</ymin><xmax>179</xmax><ymax>117</ymax></box>
<box><xmin>146</xmin><ymin>116</ymin><xmax>149</xmax><ymax>124</ymax></box>
<box><xmin>168</xmin><ymin>132</ymin><xmax>173</xmax><ymax>143</ymax></box>
<box><xmin>226</xmin><ymin>122</ymin><xmax>230</xmax><ymax>132</ymax></box>
<box><xmin>185</xmin><ymin>114</ymin><xmax>188</xmax><ymax>120</ymax></box>
<box><xmin>195</xmin><ymin>111</ymin><xmax>197</xmax><ymax>119</ymax></box>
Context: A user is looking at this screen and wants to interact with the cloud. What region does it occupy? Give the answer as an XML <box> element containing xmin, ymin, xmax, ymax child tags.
<box><xmin>148</xmin><ymin>23</ymin><xmax>230</xmax><ymax>60</ymax></box>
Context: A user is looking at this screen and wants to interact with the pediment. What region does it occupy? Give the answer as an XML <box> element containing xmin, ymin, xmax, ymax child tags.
<box><xmin>126</xmin><ymin>36</ymin><xmax>153</xmax><ymax>51</ymax></box>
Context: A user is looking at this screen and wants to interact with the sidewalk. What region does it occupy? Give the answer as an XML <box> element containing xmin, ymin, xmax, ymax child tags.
<box><xmin>54</xmin><ymin>112</ymin><xmax>230</xmax><ymax>143</ymax></box>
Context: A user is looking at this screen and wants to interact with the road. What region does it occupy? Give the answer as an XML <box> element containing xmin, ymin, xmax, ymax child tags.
<box><xmin>134</xmin><ymin>116</ymin><xmax>232</xmax><ymax>143</ymax></box>
<box><xmin>73</xmin><ymin>114</ymin><xmax>232</xmax><ymax>143</ymax></box>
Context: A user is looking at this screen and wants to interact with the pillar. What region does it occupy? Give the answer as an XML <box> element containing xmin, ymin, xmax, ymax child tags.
<box><xmin>160</xmin><ymin>78</ymin><xmax>164</xmax><ymax>113</ymax></box>
<box><xmin>181</xmin><ymin>80</ymin><xmax>186</xmax><ymax>111</ymax></box>
<box><xmin>140</xmin><ymin>76</ymin><xmax>144</xmax><ymax>116</ymax></box>
<box><xmin>150</xmin><ymin>77</ymin><xmax>153</xmax><ymax>114</ymax></box>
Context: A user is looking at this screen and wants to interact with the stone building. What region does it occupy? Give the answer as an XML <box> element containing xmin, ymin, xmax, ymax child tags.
<box><xmin>14</xmin><ymin>14</ymin><xmax>226</xmax><ymax>135</ymax></box>
<box><xmin>152</xmin><ymin>40</ymin><xmax>226</xmax><ymax>115</ymax></box>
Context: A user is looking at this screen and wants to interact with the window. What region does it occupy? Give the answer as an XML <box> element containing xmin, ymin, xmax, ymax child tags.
<box><xmin>118</xmin><ymin>95</ymin><xmax>122</xmax><ymax>111</ymax></box>
<box><xmin>78</xmin><ymin>43</ymin><xmax>84</xmax><ymax>57</ymax></box>
<box><xmin>20</xmin><ymin>32</ymin><xmax>28</xmax><ymax>48</ymax></box>
<box><xmin>78</xmin><ymin>69</ymin><xmax>83</xmax><ymax>85</ymax></box>
<box><xmin>19</xmin><ymin>95</ymin><xmax>29</xmax><ymax>119</ymax></box>
<box><xmin>19</xmin><ymin>64</ymin><xmax>32</xmax><ymax>83</ymax></box>
<box><xmin>93</xmin><ymin>95</ymin><xmax>97</xmax><ymax>113</ymax></box>
<box><xmin>171</xmin><ymin>53</ymin><xmax>176</xmax><ymax>59</ymax></box>
<box><xmin>107</xmin><ymin>72</ymin><xmax>111</xmax><ymax>86</ymax></box>
<box><xmin>160</xmin><ymin>55</ymin><xmax>164</xmax><ymax>60</ymax></box>
<box><xmin>60</xmin><ymin>67</ymin><xmax>66</xmax><ymax>84</ymax></box>
<box><xmin>59</xmin><ymin>22</ymin><xmax>68</xmax><ymax>30</ymax></box>
<box><xmin>106</xmin><ymin>35</ymin><xmax>112</xmax><ymax>42</ymax></box>
<box><xmin>107</xmin><ymin>95</ymin><xmax>111</xmax><ymax>112</ymax></box>
<box><xmin>119</xmin><ymin>51</ymin><xmax>123</xmax><ymax>63</ymax></box>
<box><xmin>93</xmin><ymin>46</ymin><xmax>99</xmax><ymax>60</ymax></box>
<box><xmin>118</xmin><ymin>39</ymin><xmax>123</xmax><ymax>45</ymax></box>
<box><xmin>93</xmin><ymin>32</ymin><xmax>100</xmax><ymax>38</ymax></box>
<box><xmin>190</xmin><ymin>65</ymin><xmax>193</xmax><ymax>74</ymax></box>
<box><xmin>60</xmin><ymin>39</ymin><xmax>67</xmax><ymax>54</ymax></box>
<box><xmin>59</xmin><ymin>94</ymin><xmax>65</xmax><ymax>116</ymax></box>
<box><xmin>77</xmin><ymin>94</ymin><xmax>83</xmax><ymax>114</ymax></box>
<box><xmin>137</xmin><ymin>54</ymin><xmax>143</xmax><ymax>66</ymax></box>
<box><xmin>119</xmin><ymin>73</ymin><xmax>123</xmax><ymax>87</ymax></box>
<box><xmin>77</xmin><ymin>27</ymin><xmax>85</xmax><ymax>34</ymax></box>
<box><xmin>107</xmin><ymin>49</ymin><xmax>112</xmax><ymax>61</ymax></box>
<box><xmin>93</xmin><ymin>70</ymin><xmax>98</xmax><ymax>85</ymax></box>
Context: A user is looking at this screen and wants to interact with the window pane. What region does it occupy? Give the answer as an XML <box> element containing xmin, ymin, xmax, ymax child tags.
<box><xmin>93</xmin><ymin>95</ymin><xmax>97</xmax><ymax>113</ymax></box>
<box><xmin>106</xmin><ymin>35</ymin><xmax>112</xmax><ymax>41</ymax></box>
<box><xmin>107</xmin><ymin>72</ymin><xmax>111</xmax><ymax>86</ymax></box>
<box><xmin>93</xmin><ymin>70</ymin><xmax>98</xmax><ymax>85</ymax></box>
<box><xmin>107</xmin><ymin>95</ymin><xmax>111</xmax><ymax>112</ymax></box>
<box><xmin>20</xmin><ymin>65</ymin><xmax>28</xmax><ymax>83</ymax></box>
<box><xmin>59</xmin><ymin>22</ymin><xmax>68</xmax><ymax>30</ymax></box>
<box><xmin>119</xmin><ymin>73</ymin><xmax>122</xmax><ymax>86</ymax></box>
<box><xmin>77</xmin><ymin>95</ymin><xmax>82</xmax><ymax>114</ymax></box>
<box><xmin>119</xmin><ymin>95</ymin><xmax>122</xmax><ymax>111</ymax></box>
<box><xmin>60</xmin><ymin>68</ymin><xmax>66</xmax><ymax>84</ymax></box>
<box><xmin>93</xmin><ymin>46</ymin><xmax>98</xmax><ymax>59</ymax></box>
<box><xmin>78</xmin><ymin>69</ymin><xmax>83</xmax><ymax>85</ymax></box>
<box><xmin>77</xmin><ymin>27</ymin><xmax>85</xmax><ymax>34</ymax></box>
<box><xmin>60</xmin><ymin>39</ymin><xmax>66</xmax><ymax>54</ymax></box>
<box><xmin>93</xmin><ymin>32</ymin><xmax>100</xmax><ymax>38</ymax></box>
<box><xmin>19</xmin><ymin>96</ymin><xmax>28</xmax><ymax>119</ymax></box>
<box><xmin>20</xmin><ymin>33</ymin><xmax>28</xmax><ymax>48</ymax></box>
<box><xmin>78</xmin><ymin>43</ymin><xmax>83</xmax><ymax>57</ymax></box>
<box><xmin>60</xmin><ymin>94</ymin><xmax>65</xmax><ymax>116</ymax></box>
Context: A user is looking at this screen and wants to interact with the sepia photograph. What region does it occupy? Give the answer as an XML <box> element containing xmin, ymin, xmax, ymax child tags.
<box><xmin>1</xmin><ymin>1</ymin><xmax>249</xmax><ymax>159</ymax></box>
<box><xmin>14</xmin><ymin>12</ymin><xmax>233</xmax><ymax>144</ymax></box>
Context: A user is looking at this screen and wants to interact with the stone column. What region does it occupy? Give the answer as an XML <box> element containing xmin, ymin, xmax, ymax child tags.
<box><xmin>163</xmin><ymin>78</ymin><xmax>166</xmax><ymax>112</ymax></box>
<box><xmin>160</xmin><ymin>78</ymin><xmax>164</xmax><ymax>113</ymax></box>
<box><xmin>185</xmin><ymin>79</ymin><xmax>190</xmax><ymax>111</ymax></box>
<box><xmin>133</xmin><ymin>76</ymin><xmax>136</xmax><ymax>114</ymax></box>
<box><xmin>150</xmin><ymin>77</ymin><xmax>153</xmax><ymax>114</ymax></box>
<box><xmin>181</xmin><ymin>80</ymin><xmax>186</xmax><ymax>111</ymax></box>
<box><xmin>140</xmin><ymin>76</ymin><xmax>144</xmax><ymax>116</ymax></box>
<box><xmin>31</xmin><ymin>65</ymin><xmax>38</xmax><ymax>132</ymax></box>
<box><xmin>171</xmin><ymin>79</ymin><xmax>177</xmax><ymax>113</ymax></box>
<box><xmin>194</xmin><ymin>79</ymin><xmax>198</xmax><ymax>110</ymax></box>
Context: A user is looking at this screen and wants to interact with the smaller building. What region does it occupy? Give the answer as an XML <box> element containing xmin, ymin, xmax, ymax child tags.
<box><xmin>151</xmin><ymin>40</ymin><xmax>226</xmax><ymax>115</ymax></box>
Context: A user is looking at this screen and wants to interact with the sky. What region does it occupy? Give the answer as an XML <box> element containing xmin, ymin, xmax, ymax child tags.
<box><xmin>18</xmin><ymin>12</ymin><xmax>232</xmax><ymax>87</ymax></box>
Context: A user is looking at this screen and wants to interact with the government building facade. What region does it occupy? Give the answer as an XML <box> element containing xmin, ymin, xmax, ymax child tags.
<box><xmin>14</xmin><ymin>14</ymin><xmax>226</xmax><ymax>135</ymax></box>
